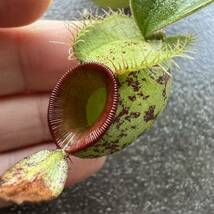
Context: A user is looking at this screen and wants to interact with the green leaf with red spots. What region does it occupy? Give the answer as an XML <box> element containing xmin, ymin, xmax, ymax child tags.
<box><xmin>74</xmin><ymin>14</ymin><xmax>193</xmax><ymax>74</ymax></box>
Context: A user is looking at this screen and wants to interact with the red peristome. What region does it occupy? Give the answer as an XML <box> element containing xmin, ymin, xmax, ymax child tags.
<box><xmin>48</xmin><ymin>62</ymin><xmax>119</xmax><ymax>154</ymax></box>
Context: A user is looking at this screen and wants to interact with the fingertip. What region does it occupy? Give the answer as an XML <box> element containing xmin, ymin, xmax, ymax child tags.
<box><xmin>66</xmin><ymin>156</ymin><xmax>107</xmax><ymax>187</ymax></box>
<box><xmin>0</xmin><ymin>0</ymin><xmax>52</xmax><ymax>28</ymax></box>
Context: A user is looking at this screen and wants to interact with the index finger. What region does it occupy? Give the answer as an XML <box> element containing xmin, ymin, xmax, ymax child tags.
<box><xmin>0</xmin><ymin>20</ymin><xmax>80</xmax><ymax>96</ymax></box>
<box><xmin>0</xmin><ymin>0</ymin><xmax>52</xmax><ymax>28</ymax></box>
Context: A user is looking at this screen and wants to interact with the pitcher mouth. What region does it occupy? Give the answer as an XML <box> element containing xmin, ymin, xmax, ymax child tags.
<box><xmin>48</xmin><ymin>62</ymin><xmax>119</xmax><ymax>154</ymax></box>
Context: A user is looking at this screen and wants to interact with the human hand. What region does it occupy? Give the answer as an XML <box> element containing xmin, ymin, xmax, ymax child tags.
<box><xmin>0</xmin><ymin>0</ymin><xmax>106</xmax><ymax>207</ymax></box>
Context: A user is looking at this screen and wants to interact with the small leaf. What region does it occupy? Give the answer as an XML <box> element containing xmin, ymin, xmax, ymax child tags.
<box><xmin>0</xmin><ymin>150</ymin><xmax>68</xmax><ymax>204</ymax></box>
<box><xmin>131</xmin><ymin>0</ymin><xmax>214</xmax><ymax>37</ymax></box>
<box><xmin>92</xmin><ymin>0</ymin><xmax>129</xmax><ymax>9</ymax></box>
<box><xmin>74</xmin><ymin>15</ymin><xmax>193</xmax><ymax>73</ymax></box>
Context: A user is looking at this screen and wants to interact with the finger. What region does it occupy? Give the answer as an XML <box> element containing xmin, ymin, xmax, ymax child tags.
<box><xmin>0</xmin><ymin>143</ymin><xmax>106</xmax><ymax>207</ymax></box>
<box><xmin>0</xmin><ymin>20</ymin><xmax>80</xmax><ymax>97</ymax></box>
<box><xmin>0</xmin><ymin>0</ymin><xmax>52</xmax><ymax>28</ymax></box>
<box><xmin>0</xmin><ymin>94</ymin><xmax>51</xmax><ymax>152</ymax></box>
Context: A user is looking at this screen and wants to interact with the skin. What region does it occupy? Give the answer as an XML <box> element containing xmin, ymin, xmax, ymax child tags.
<box><xmin>0</xmin><ymin>0</ymin><xmax>105</xmax><ymax>208</ymax></box>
